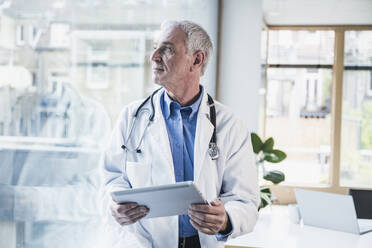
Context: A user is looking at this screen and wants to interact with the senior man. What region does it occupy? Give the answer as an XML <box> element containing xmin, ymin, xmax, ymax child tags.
<box><xmin>101</xmin><ymin>20</ymin><xmax>259</xmax><ymax>248</ymax></box>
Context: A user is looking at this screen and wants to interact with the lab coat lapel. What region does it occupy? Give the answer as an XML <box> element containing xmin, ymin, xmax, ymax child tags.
<box><xmin>194</xmin><ymin>91</ymin><xmax>214</xmax><ymax>183</ymax></box>
<box><xmin>147</xmin><ymin>89</ymin><xmax>175</xmax><ymax>185</ymax></box>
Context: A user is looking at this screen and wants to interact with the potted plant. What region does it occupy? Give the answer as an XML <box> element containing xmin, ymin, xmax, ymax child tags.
<box><xmin>250</xmin><ymin>133</ymin><xmax>287</xmax><ymax>209</ymax></box>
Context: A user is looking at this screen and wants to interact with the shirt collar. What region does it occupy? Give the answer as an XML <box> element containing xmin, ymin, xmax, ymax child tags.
<box><xmin>162</xmin><ymin>85</ymin><xmax>204</xmax><ymax>121</ymax></box>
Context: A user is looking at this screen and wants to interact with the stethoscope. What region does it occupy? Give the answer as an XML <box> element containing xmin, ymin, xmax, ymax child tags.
<box><xmin>121</xmin><ymin>88</ymin><xmax>219</xmax><ymax>160</ymax></box>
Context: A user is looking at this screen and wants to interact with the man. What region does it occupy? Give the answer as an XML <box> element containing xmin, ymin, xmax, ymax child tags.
<box><xmin>101</xmin><ymin>20</ymin><xmax>259</xmax><ymax>248</ymax></box>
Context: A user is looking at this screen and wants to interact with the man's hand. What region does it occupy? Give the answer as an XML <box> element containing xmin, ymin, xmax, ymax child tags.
<box><xmin>188</xmin><ymin>199</ymin><xmax>230</xmax><ymax>235</ymax></box>
<box><xmin>110</xmin><ymin>201</ymin><xmax>149</xmax><ymax>226</ymax></box>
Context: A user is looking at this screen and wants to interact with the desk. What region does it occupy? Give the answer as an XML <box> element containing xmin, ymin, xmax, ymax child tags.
<box><xmin>225</xmin><ymin>205</ymin><xmax>372</xmax><ymax>248</ymax></box>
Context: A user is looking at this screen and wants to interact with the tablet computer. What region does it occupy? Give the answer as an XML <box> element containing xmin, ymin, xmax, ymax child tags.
<box><xmin>111</xmin><ymin>181</ymin><xmax>208</xmax><ymax>219</ymax></box>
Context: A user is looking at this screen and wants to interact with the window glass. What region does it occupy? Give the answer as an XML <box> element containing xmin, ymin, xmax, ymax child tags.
<box><xmin>265</xmin><ymin>68</ymin><xmax>332</xmax><ymax>185</ymax></box>
<box><xmin>341</xmin><ymin>70</ymin><xmax>372</xmax><ymax>187</ymax></box>
<box><xmin>340</xmin><ymin>30</ymin><xmax>372</xmax><ymax>187</ymax></box>
<box><xmin>0</xmin><ymin>1</ymin><xmax>218</xmax><ymax>247</ymax></box>
<box><xmin>344</xmin><ymin>31</ymin><xmax>372</xmax><ymax>66</ymax></box>
<box><xmin>264</xmin><ymin>30</ymin><xmax>335</xmax><ymax>185</ymax></box>
<box><xmin>268</xmin><ymin>30</ymin><xmax>334</xmax><ymax>65</ymax></box>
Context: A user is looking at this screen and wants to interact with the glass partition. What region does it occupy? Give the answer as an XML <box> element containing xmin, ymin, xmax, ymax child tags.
<box><xmin>0</xmin><ymin>1</ymin><xmax>218</xmax><ymax>247</ymax></box>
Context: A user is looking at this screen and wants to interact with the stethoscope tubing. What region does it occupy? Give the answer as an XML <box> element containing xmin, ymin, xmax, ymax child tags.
<box><xmin>121</xmin><ymin>88</ymin><xmax>219</xmax><ymax>159</ymax></box>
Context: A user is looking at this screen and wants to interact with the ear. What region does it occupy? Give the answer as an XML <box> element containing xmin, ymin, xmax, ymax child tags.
<box><xmin>190</xmin><ymin>51</ymin><xmax>205</xmax><ymax>72</ymax></box>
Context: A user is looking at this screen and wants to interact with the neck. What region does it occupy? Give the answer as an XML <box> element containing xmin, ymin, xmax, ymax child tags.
<box><xmin>165</xmin><ymin>81</ymin><xmax>201</xmax><ymax>107</ymax></box>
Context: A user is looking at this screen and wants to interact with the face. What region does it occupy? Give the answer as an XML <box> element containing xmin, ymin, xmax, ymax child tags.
<box><xmin>151</xmin><ymin>26</ymin><xmax>194</xmax><ymax>87</ymax></box>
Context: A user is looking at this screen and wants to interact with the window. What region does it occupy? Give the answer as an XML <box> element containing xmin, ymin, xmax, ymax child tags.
<box><xmin>263</xmin><ymin>30</ymin><xmax>334</xmax><ymax>185</ymax></box>
<box><xmin>261</xmin><ymin>27</ymin><xmax>372</xmax><ymax>194</ymax></box>
<box><xmin>341</xmin><ymin>31</ymin><xmax>372</xmax><ymax>187</ymax></box>
<box><xmin>0</xmin><ymin>1</ymin><xmax>218</xmax><ymax>247</ymax></box>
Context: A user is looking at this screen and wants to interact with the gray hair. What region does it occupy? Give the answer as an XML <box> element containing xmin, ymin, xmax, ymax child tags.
<box><xmin>161</xmin><ymin>20</ymin><xmax>213</xmax><ymax>76</ymax></box>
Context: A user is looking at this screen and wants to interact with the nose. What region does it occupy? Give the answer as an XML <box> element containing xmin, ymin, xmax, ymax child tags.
<box><xmin>151</xmin><ymin>47</ymin><xmax>161</xmax><ymax>62</ymax></box>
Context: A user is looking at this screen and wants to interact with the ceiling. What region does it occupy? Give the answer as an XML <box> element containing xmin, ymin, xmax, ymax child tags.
<box><xmin>1</xmin><ymin>0</ymin><xmax>372</xmax><ymax>26</ymax></box>
<box><xmin>1</xmin><ymin>0</ymin><xmax>203</xmax><ymax>26</ymax></box>
<box><xmin>263</xmin><ymin>0</ymin><xmax>372</xmax><ymax>26</ymax></box>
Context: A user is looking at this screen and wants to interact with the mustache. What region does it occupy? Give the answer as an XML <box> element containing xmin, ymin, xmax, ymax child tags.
<box><xmin>152</xmin><ymin>62</ymin><xmax>165</xmax><ymax>70</ymax></box>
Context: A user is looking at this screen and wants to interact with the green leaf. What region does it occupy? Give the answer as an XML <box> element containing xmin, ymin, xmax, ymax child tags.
<box><xmin>263</xmin><ymin>149</ymin><xmax>287</xmax><ymax>163</ymax></box>
<box><xmin>259</xmin><ymin>200</ymin><xmax>269</xmax><ymax>210</ymax></box>
<box><xmin>263</xmin><ymin>170</ymin><xmax>285</xmax><ymax>184</ymax></box>
<box><xmin>250</xmin><ymin>133</ymin><xmax>263</xmax><ymax>154</ymax></box>
<box><xmin>261</xmin><ymin>192</ymin><xmax>271</xmax><ymax>202</ymax></box>
<box><xmin>259</xmin><ymin>186</ymin><xmax>272</xmax><ymax>210</ymax></box>
<box><xmin>259</xmin><ymin>191</ymin><xmax>272</xmax><ymax>209</ymax></box>
<box><xmin>260</xmin><ymin>186</ymin><xmax>271</xmax><ymax>194</ymax></box>
<box><xmin>262</xmin><ymin>137</ymin><xmax>274</xmax><ymax>152</ymax></box>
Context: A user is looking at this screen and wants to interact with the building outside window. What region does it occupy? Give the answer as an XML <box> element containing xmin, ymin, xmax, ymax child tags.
<box><xmin>341</xmin><ymin>31</ymin><xmax>372</xmax><ymax>187</ymax></box>
<box><xmin>261</xmin><ymin>28</ymin><xmax>372</xmax><ymax>190</ymax></box>
<box><xmin>262</xmin><ymin>30</ymin><xmax>334</xmax><ymax>185</ymax></box>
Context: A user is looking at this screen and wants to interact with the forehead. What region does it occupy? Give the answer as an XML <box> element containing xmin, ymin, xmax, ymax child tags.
<box><xmin>154</xmin><ymin>26</ymin><xmax>187</xmax><ymax>47</ymax></box>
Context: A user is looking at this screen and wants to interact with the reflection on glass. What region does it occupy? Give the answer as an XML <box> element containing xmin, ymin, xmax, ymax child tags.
<box><xmin>344</xmin><ymin>31</ymin><xmax>372</xmax><ymax>66</ymax></box>
<box><xmin>71</xmin><ymin>31</ymin><xmax>156</xmax><ymax>122</ymax></box>
<box><xmin>268</xmin><ymin>30</ymin><xmax>334</xmax><ymax>65</ymax></box>
<box><xmin>265</xmin><ymin>68</ymin><xmax>332</xmax><ymax>185</ymax></box>
<box><xmin>0</xmin><ymin>1</ymin><xmax>218</xmax><ymax>247</ymax></box>
<box><xmin>341</xmin><ymin>70</ymin><xmax>372</xmax><ymax>187</ymax></box>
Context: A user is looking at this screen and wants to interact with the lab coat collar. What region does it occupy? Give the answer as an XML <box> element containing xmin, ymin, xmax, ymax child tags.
<box><xmin>193</xmin><ymin>87</ymin><xmax>214</xmax><ymax>182</ymax></box>
<box><xmin>147</xmin><ymin>88</ymin><xmax>175</xmax><ymax>185</ymax></box>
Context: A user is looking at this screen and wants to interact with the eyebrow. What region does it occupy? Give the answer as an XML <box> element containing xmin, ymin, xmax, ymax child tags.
<box><xmin>154</xmin><ymin>41</ymin><xmax>174</xmax><ymax>47</ymax></box>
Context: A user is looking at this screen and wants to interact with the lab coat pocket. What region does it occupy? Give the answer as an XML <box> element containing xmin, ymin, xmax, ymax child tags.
<box><xmin>126</xmin><ymin>162</ymin><xmax>151</xmax><ymax>188</ymax></box>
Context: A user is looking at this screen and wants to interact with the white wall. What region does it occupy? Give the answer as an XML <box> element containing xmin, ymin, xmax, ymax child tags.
<box><xmin>218</xmin><ymin>0</ymin><xmax>262</xmax><ymax>132</ymax></box>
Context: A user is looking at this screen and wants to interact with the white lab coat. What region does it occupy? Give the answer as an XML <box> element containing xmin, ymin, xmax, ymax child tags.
<box><xmin>100</xmin><ymin>88</ymin><xmax>260</xmax><ymax>248</ymax></box>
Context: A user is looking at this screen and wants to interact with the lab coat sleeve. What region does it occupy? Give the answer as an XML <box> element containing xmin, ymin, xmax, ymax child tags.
<box><xmin>219</xmin><ymin>119</ymin><xmax>260</xmax><ymax>239</ymax></box>
<box><xmin>99</xmin><ymin>108</ymin><xmax>152</xmax><ymax>248</ymax></box>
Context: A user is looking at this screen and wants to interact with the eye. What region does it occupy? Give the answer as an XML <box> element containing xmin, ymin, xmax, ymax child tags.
<box><xmin>162</xmin><ymin>46</ymin><xmax>174</xmax><ymax>54</ymax></box>
<box><xmin>154</xmin><ymin>45</ymin><xmax>174</xmax><ymax>55</ymax></box>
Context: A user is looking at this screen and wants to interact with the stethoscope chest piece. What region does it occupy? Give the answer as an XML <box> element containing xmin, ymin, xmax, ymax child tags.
<box><xmin>208</xmin><ymin>142</ymin><xmax>219</xmax><ymax>160</ymax></box>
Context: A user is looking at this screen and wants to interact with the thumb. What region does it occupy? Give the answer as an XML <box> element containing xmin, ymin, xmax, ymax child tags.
<box><xmin>210</xmin><ymin>198</ymin><xmax>222</xmax><ymax>206</ymax></box>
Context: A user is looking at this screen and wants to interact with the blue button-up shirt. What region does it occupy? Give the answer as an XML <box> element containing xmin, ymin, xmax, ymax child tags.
<box><xmin>160</xmin><ymin>86</ymin><xmax>232</xmax><ymax>240</ymax></box>
<box><xmin>160</xmin><ymin>87</ymin><xmax>203</xmax><ymax>237</ymax></box>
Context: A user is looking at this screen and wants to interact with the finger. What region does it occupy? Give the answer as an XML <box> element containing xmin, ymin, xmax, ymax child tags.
<box><xmin>111</xmin><ymin>201</ymin><xmax>138</xmax><ymax>215</ymax></box>
<box><xmin>126</xmin><ymin>212</ymin><xmax>148</xmax><ymax>224</ymax></box>
<box><xmin>126</xmin><ymin>206</ymin><xmax>149</xmax><ymax>218</ymax></box>
<box><xmin>210</xmin><ymin>199</ymin><xmax>222</xmax><ymax>207</ymax></box>
<box><xmin>124</xmin><ymin>205</ymin><xmax>149</xmax><ymax>217</ymax></box>
<box><xmin>188</xmin><ymin>209</ymin><xmax>221</xmax><ymax>225</ymax></box>
<box><xmin>190</xmin><ymin>218</ymin><xmax>216</xmax><ymax>235</ymax></box>
<box><xmin>111</xmin><ymin>204</ymin><xmax>145</xmax><ymax>219</ymax></box>
<box><xmin>189</xmin><ymin>204</ymin><xmax>220</xmax><ymax>215</ymax></box>
<box><xmin>188</xmin><ymin>212</ymin><xmax>220</xmax><ymax>232</ymax></box>
<box><xmin>189</xmin><ymin>203</ymin><xmax>224</xmax><ymax>216</ymax></box>
<box><xmin>117</xmin><ymin>202</ymin><xmax>139</xmax><ymax>213</ymax></box>
<box><xmin>111</xmin><ymin>206</ymin><xmax>135</xmax><ymax>219</ymax></box>
<box><xmin>118</xmin><ymin>212</ymin><xmax>148</xmax><ymax>225</ymax></box>
<box><xmin>118</xmin><ymin>210</ymin><xmax>148</xmax><ymax>223</ymax></box>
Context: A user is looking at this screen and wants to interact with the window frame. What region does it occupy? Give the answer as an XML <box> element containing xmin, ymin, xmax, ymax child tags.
<box><xmin>262</xmin><ymin>25</ymin><xmax>372</xmax><ymax>204</ymax></box>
